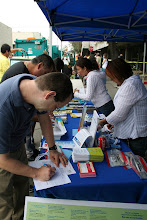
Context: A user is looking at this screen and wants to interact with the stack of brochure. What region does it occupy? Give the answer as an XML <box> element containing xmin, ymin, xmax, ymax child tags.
<box><xmin>77</xmin><ymin>161</ymin><xmax>96</xmax><ymax>177</ymax></box>
<box><xmin>72</xmin><ymin>147</ymin><xmax>104</xmax><ymax>163</ymax></box>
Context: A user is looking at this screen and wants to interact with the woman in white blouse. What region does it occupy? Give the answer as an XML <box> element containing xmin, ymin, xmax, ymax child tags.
<box><xmin>74</xmin><ymin>57</ymin><xmax>114</xmax><ymax>116</ymax></box>
<box><xmin>99</xmin><ymin>58</ymin><xmax>147</xmax><ymax>158</ymax></box>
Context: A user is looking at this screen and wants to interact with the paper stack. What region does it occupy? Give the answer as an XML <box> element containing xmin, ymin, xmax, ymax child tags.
<box><xmin>72</xmin><ymin>147</ymin><xmax>104</xmax><ymax>163</ymax></box>
<box><xmin>77</xmin><ymin>161</ymin><xmax>96</xmax><ymax>177</ymax></box>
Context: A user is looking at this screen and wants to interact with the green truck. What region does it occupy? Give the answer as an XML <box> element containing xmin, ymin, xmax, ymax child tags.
<box><xmin>15</xmin><ymin>38</ymin><xmax>61</xmax><ymax>59</ymax></box>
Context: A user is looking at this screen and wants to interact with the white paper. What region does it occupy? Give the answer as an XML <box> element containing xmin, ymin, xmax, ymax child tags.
<box><xmin>29</xmin><ymin>160</ymin><xmax>71</xmax><ymax>191</ymax></box>
<box><xmin>72</xmin><ymin>111</ymin><xmax>99</xmax><ymax>148</ymax></box>
<box><xmin>59</xmin><ymin>161</ymin><xmax>76</xmax><ymax>175</ymax></box>
<box><xmin>72</xmin><ymin>147</ymin><xmax>90</xmax><ymax>162</ymax></box>
<box><xmin>71</xmin><ymin>79</ymin><xmax>84</xmax><ymax>91</ymax></box>
<box><xmin>73</xmin><ymin>128</ymin><xmax>92</xmax><ymax>148</ymax></box>
<box><xmin>55</xmin><ymin>140</ymin><xmax>76</xmax><ymax>149</ymax></box>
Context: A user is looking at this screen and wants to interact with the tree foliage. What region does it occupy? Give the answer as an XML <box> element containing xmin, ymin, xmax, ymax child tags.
<box><xmin>108</xmin><ymin>42</ymin><xmax>119</xmax><ymax>59</ymax></box>
<box><xmin>69</xmin><ymin>41</ymin><xmax>82</xmax><ymax>53</ymax></box>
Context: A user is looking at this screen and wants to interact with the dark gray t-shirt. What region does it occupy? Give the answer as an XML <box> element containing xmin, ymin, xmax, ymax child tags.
<box><xmin>0</xmin><ymin>74</ymin><xmax>37</xmax><ymax>154</ymax></box>
<box><xmin>1</xmin><ymin>62</ymin><xmax>29</xmax><ymax>83</ymax></box>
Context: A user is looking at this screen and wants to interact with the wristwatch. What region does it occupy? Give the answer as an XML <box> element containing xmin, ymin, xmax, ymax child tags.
<box><xmin>49</xmin><ymin>144</ymin><xmax>57</xmax><ymax>151</ymax></box>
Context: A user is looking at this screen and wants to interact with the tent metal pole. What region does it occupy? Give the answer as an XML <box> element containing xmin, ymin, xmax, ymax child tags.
<box><xmin>143</xmin><ymin>42</ymin><xmax>146</xmax><ymax>82</ymax></box>
<box><xmin>61</xmin><ymin>41</ymin><xmax>62</xmax><ymax>59</ymax></box>
<box><xmin>49</xmin><ymin>24</ymin><xmax>52</xmax><ymax>57</ymax></box>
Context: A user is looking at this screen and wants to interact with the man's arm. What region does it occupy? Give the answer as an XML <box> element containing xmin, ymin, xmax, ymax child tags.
<box><xmin>0</xmin><ymin>153</ymin><xmax>55</xmax><ymax>181</ymax></box>
<box><xmin>11</xmin><ymin>48</ymin><xmax>25</xmax><ymax>53</ymax></box>
<box><xmin>38</xmin><ymin>113</ymin><xmax>68</xmax><ymax>167</ymax></box>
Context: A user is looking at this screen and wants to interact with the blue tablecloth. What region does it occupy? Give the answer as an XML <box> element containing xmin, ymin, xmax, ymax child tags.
<box><xmin>35</xmin><ymin>110</ymin><xmax>147</xmax><ymax>204</ymax></box>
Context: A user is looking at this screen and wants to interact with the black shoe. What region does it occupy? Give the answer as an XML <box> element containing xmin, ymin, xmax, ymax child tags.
<box><xmin>33</xmin><ymin>149</ymin><xmax>40</xmax><ymax>157</ymax></box>
<box><xmin>28</xmin><ymin>154</ymin><xmax>36</xmax><ymax>161</ymax></box>
<box><xmin>28</xmin><ymin>149</ymin><xmax>39</xmax><ymax>161</ymax></box>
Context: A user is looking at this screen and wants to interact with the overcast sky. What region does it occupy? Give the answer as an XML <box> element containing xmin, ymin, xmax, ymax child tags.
<box><xmin>0</xmin><ymin>0</ymin><xmax>69</xmax><ymax>48</ymax></box>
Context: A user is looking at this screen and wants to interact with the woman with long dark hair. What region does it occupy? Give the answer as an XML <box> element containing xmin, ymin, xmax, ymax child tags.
<box><xmin>74</xmin><ymin>57</ymin><xmax>114</xmax><ymax>116</ymax></box>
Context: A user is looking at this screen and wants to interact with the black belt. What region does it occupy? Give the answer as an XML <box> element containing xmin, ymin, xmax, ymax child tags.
<box><xmin>122</xmin><ymin>137</ymin><xmax>144</xmax><ymax>142</ymax></box>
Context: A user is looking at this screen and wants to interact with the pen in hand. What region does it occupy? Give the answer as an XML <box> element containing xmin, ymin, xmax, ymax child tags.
<box><xmin>44</xmin><ymin>164</ymin><xmax>49</xmax><ymax>168</ymax></box>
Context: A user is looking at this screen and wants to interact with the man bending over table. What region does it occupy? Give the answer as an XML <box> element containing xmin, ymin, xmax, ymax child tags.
<box><xmin>0</xmin><ymin>72</ymin><xmax>73</xmax><ymax>220</ymax></box>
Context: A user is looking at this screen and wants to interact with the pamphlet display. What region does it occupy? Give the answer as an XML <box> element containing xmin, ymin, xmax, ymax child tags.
<box><xmin>73</xmin><ymin>110</ymin><xmax>99</xmax><ymax>148</ymax></box>
<box><xmin>53</xmin><ymin>118</ymin><xmax>67</xmax><ymax>140</ymax></box>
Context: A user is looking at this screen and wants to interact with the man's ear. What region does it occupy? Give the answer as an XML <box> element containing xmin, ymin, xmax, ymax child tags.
<box><xmin>37</xmin><ymin>62</ymin><xmax>43</xmax><ymax>69</ymax></box>
<box><xmin>45</xmin><ymin>91</ymin><xmax>56</xmax><ymax>100</ymax></box>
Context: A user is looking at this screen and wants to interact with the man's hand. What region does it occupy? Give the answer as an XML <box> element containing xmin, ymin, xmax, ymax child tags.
<box><xmin>36</xmin><ymin>164</ymin><xmax>56</xmax><ymax>181</ymax></box>
<box><xmin>49</xmin><ymin>150</ymin><xmax>68</xmax><ymax>167</ymax></box>
<box><xmin>18</xmin><ymin>48</ymin><xmax>25</xmax><ymax>52</ymax></box>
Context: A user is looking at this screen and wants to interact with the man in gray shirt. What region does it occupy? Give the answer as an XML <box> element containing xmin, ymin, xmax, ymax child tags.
<box><xmin>0</xmin><ymin>72</ymin><xmax>73</xmax><ymax>220</ymax></box>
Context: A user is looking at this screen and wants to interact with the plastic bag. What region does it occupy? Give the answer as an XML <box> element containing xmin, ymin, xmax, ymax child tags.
<box><xmin>105</xmin><ymin>149</ymin><xmax>129</xmax><ymax>167</ymax></box>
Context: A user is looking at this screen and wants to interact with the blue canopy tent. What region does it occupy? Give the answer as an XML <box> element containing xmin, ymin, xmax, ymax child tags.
<box><xmin>35</xmin><ymin>0</ymin><xmax>147</xmax><ymax>77</ymax></box>
<box><xmin>35</xmin><ymin>0</ymin><xmax>147</xmax><ymax>31</ymax></box>
<box><xmin>51</xmin><ymin>27</ymin><xmax>147</xmax><ymax>42</ymax></box>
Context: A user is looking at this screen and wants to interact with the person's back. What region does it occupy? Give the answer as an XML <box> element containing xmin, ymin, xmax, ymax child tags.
<box><xmin>0</xmin><ymin>74</ymin><xmax>37</xmax><ymax>150</ymax></box>
<box><xmin>87</xmin><ymin>70</ymin><xmax>111</xmax><ymax>107</ymax></box>
<box><xmin>1</xmin><ymin>62</ymin><xmax>29</xmax><ymax>82</ymax></box>
<box><xmin>1</xmin><ymin>54</ymin><xmax>54</xmax><ymax>83</ymax></box>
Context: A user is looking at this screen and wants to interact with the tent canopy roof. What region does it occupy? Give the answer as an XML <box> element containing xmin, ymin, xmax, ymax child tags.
<box><xmin>52</xmin><ymin>27</ymin><xmax>147</xmax><ymax>42</ymax></box>
<box><xmin>36</xmin><ymin>0</ymin><xmax>147</xmax><ymax>42</ymax></box>
<box><xmin>36</xmin><ymin>0</ymin><xmax>147</xmax><ymax>31</ymax></box>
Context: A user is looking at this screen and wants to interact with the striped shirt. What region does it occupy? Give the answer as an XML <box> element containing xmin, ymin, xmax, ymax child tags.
<box><xmin>106</xmin><ymin>75</ymin><xmax>147</xmax><ymax>139</ymax></box>
<box><xmin>74</xmin><ymin>70</ymin><xmax>111</xmax><ymax>108</ymax></box>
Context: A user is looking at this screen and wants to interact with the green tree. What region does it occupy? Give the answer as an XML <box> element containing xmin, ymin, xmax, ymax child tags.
<box><xmin>69</xmin><ymin>41</ymin><xmax>82</xmax><ymax>53</ymax></box>
<box><xmin>108</xmin><ymin>42</ymin><xmax>119</xmax><ymax>60</ymax></box>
